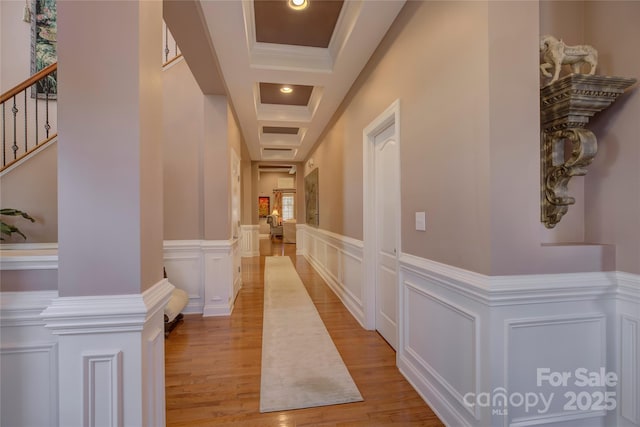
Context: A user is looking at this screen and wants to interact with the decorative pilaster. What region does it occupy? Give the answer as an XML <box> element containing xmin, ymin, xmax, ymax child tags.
<box><xmin>540</xmin><ymin>74</ymin><xmax>636</xmax><ymax>228</ymax></box>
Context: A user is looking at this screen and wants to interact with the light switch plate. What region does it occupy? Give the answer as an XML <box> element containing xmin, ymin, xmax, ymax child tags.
<box><xmin>415</xmin><ymin>211</ymin><xmax>426</xmax><ymax>231</ymax></box>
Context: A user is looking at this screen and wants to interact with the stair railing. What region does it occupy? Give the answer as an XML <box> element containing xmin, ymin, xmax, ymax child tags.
<box><xmin>163</xmin><ymin>21</ymin><xmax>182</xmax><ymax>67</ymax></box>
<box><xmin>1</xmin><ymin>62</ymin><xmax>58</xmax><ymax>172</ymax></box>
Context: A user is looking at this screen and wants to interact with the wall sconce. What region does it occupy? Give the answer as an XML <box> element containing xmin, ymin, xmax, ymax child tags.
<box><xmin>539</xmin><ymin>40</ymin><xmax>636</xmax><ymax>228</ymax></box>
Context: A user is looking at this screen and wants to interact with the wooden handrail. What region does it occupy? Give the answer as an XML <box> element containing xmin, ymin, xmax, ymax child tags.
<box><xmin>0</xmin><ymin>134</ymin><xmax>57</xmax><ymax>173</ymax></box>
<box><xmin>0</xmin><ymin>63</ymin><xmax>57</xmax><ymax>104</ymax></box>
<box><xmin>163</xmin><ymin>53</ymin><xmax>184</xmax><ymax>68</ymax></box>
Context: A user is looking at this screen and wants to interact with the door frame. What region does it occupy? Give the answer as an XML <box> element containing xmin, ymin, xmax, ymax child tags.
<box><xmin>362</xmin><ymin>99</ymin><xmax>401</xmax><ymax>332</ymax></box>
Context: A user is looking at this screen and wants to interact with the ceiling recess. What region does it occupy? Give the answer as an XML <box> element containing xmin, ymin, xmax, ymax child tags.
<box><xmin>254</xmin><ymin>0</ymin><xmax>344</xmax><ymax>48</ymax></box>
<box><xmin>259</xmin><ymin>82</ymin><xmax>314</xmax><ymax>106</ymax></box>
<box><xmin>263</xmin><ymin>126</ymin><xmax>300</xmax><ymax>135</ymax></box>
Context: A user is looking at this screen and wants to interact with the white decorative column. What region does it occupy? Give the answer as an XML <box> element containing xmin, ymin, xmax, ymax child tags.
<box><xmin>47</xmin><ymin>1</ymin><xmax>169</xmax><ymax>426</ymax></box>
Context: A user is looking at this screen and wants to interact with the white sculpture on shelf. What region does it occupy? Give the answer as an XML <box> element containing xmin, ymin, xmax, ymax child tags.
<box><xmin>540</xmin><ymin>35</ymin><xmax>598</xmax><ymax>84</ymax></box>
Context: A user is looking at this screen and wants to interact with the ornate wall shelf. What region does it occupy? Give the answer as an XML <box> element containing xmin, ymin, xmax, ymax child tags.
<box><xmin>540</xmin><ymin>74</ymin><xmax>636</xmax><ymax>228</ymax></box>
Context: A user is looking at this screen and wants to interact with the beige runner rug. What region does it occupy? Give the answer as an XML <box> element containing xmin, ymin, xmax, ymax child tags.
<box><xmin>260</xmin><ymin>256</ymin><xmax>363</xmax><ymax>413</ymax></box>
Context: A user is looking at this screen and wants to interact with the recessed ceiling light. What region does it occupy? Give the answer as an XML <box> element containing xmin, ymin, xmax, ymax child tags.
<box><xmin>280</xmin><ymin>86</ymin><xmax>293</xmax><ymax>94</ymax></box>
<box><xmin>288</xmin><ymin>0</ymin><xmax>309</xmax><ymax>11</ymax></box>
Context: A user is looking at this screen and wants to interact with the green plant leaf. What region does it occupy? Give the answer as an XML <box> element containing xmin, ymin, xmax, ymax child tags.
<box><xmin>0</xmin><ymin>208</ymin><xmax>35</xmax><ymax>222</ymax></box>
<box><xmin>1</xmin><ymin>222</ymin><xmax>27</xmax><ymax>239</ymax></box>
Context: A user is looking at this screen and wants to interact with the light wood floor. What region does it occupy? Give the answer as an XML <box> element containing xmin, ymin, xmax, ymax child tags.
<box><xmin>165</xmin><ymin>238</ymin><xmax>443</xmax><ymax>426</ymax></box>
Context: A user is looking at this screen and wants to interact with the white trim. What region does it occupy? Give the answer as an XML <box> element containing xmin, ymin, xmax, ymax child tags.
<box><xmin>399</xmin><ymin>252</ymin><xmax>618</xmax><ymax>306</ymax></box>
<box><xmin>0</xmin><ymin>249</ymin><xmax>58</xmax><ymax>270</ymax></box>
<box><xmin>83</xmin><ymin>350</ymin><xmax>123</xmax><ymax>427</ymax></box>
<box><xmin>363</xmin><ymin>98</ymin><xmax>401</xmax><ymax>331</ymax></box>
<box><xmin>0</xmin><ymin>242</ymin><xmax>58</xmax><ymax>250</ymax></box>
<box><xmin>0</xmin><ymin>290</ymin><xmax>58</xmax><ymax>326</ymax></box>
<box><xmin>620</xmin><ymin>314</ymin><xmax>640</xmax><ymax>424</ymax></box>
<box><xmin>617</xmin><ymin>271</ymin><xmax>640</xmax><ymax>304</ymax></box>
<box><xmin>41</xmin><ymin>279</ymin><xmax>174</xmax><ymax>335</ymax></box>
<box><xmin>162</xmin><ymin>240</ymin><xmax>202</xmax><ymax>252</ymax></box>
<box><xmin>509</xmin><ymin>410</ymin><xmax>607</xmax><ymax>427</ymax></box>
<box><xmin>0</xmin><ymin>137</ymin><xmax>58</xmax><ymax>177</ymax></box>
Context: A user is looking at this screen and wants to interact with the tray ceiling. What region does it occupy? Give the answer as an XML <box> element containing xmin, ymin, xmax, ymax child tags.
<box><xmin>198</xmin><ymin>0</ymin><xmax>406</xmax><ymax>161</ymax></box>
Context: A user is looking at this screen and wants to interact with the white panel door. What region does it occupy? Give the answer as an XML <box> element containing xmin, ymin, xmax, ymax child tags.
<box><xmin>374</xmin><ymin>124</ymin><xmax>399</xmax><ymax>350</ymax></box>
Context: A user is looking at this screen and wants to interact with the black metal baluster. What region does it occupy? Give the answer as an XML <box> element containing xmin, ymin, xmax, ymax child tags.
<box><xmin>24</xmin><ymin>90</ymin><xmax>28</xmax><ymax>154</ymax></box>
<box><xmin>175</xmin><ymin>40</ymin><xmax>178</xmax><ymax>58</ymax></box>
<box><xmin>45</xmin><ymin>81</ymin><xmax>50</xmax><ymax>138</ymax></box>
<box><xmin>164</xmin><ymin>25</ymin><xmax>170</xmax><ymax>63</ymax></box>
<box><xmin>2</xmin><ymin>103</ymin><xmax>6</xmax><ymax>166</ymax></box>
<box><xmin>12</xmin><ymin>96</ymin><xmax>18</xmax><ymax>160</ymax></box>
<box><xmin>35</xmin><ymin>83</ymin><xmax>39</xmax><ymax>145</ymax></box>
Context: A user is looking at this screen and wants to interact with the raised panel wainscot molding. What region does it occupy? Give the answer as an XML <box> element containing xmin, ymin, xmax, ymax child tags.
<box><xmin>82</xmin><ymin>350</ymin><xmax>123</xmax><ymax>427</ymax></box>
<box><xmin>297</xmin><ymin>224</ymin><xmax>365</xmax><ymax>327</ymax></box>
<box><xmin>163</xmin><ymin>239</ymin><xmax>242</xmax><ymax>316</ymax></box>
<box><xmin>240</xmin><ymin>225</ymin><xmax>260</xmax><ymax>257</ymax></box>
<box><xmin>397</xmin><ymin>253</ymin><xmax>637</xmax><ymax>427</ymax></box>
<box><xmin>0</xmin><ymin>290</ymin><xmax>59</xmax><ymax>427</ymax></box>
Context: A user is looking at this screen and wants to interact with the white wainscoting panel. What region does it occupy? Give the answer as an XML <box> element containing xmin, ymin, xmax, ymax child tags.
<box><xmin>202</xmin><ymin>239</ymin><xmax>240</xmax><ymax>316</ymax></box>
<box><xmin>0</xmin><ymin>290</ymin><xmax>59</xmax><ymax>427</ymax></box>
<box><xmin>164</xmin><ymin>239</ymin><xmax>241</xmax><ymax>316</ymax></box>
<box><xmin>506</xmin><ymin>314</ymin><xmax>607</xmax><ymax>427</ymax></box>
<box><xmin>403</xmin><ymin>281</ymin><xmax>480</xmax><ymax>420</ymax></box>
<box><xmin>616</xmin><ymin>272</ymin><xmax>640</xmax><ymax>427</ymax></box>
<box><xmin>297</xmin><ymin>225</ymin><xmax>365</xmax><ymax>327</ymax></box>
<box><xmin>0</xmin><ymin>342</ymin><xmax>58</xmax><ymax>427</ymax></box>
<box><xmin>163</xmin><ymin>241</ymin><xmax>203</xmax><ymax>313</ymax></box>
<box><xmin>397</xmin><ymin>254</ymin><xmax>630</xmax><ymax>427</ymax></box>
<box><xmin>240</xmin><ymin>225</ymin><xmax>260</xmax><ymax>257</ymax></box>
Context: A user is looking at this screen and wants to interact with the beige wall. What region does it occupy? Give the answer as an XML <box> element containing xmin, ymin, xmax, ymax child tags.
<box><xmin>306</xmin><ymin>0</ymin><xmax>633</xmax><ymax>275</ymax></box>
<box><xmin>240</xmin><ymin>153</ymin><xmax>253</xmax><ymax>225</ymax></box>
<box><xmin>163</xmin><ymin>60</ymin><xmax>240</xmax><ymax>241</ymax></box>
<box><xmin>0</xmin><ymin>0</ymin><xmax>31</xmax><ymax>91</ymax></box>
<box><xmin>203</xmin><ymin>95</ymin><xmax>231</xmax><ymax>240</ymax></box>
<box><xmin>0</xmin><ymin>145</ymin><xmax>58</xmax><ymax>243</ymax></box>
<box><xmin>163</xmin><ymin>60</ymin><xmax>204</xmax><ymax>240</ymax></box>
<box><xmin>306</xmin><ymin>1</ymin><xmax>493</xmax><ymax>274</ymax></box>
<box><xmin>583</xmin><ymin>1</ymin><xmax>640</xmax><ymax>274</ymax></box>
<box><xmin>0</xmin><ymin>269</ymin><xmax>57</xmax><ymax>292</ymax></box>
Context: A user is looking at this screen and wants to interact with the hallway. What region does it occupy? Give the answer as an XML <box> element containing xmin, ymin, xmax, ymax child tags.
<box><xmin>165</xmin><ymin>239</ymin><xmax>443</xmax><ymax>426</ymax></box>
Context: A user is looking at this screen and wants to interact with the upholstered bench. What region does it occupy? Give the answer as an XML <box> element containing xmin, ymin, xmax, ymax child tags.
<box><xmin>164</xmin><ymin>285</ymin><xmax>189</xmax><ymax>338</ymax></box>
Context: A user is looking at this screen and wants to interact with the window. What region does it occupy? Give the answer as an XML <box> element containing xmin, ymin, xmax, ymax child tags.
<box><xmin>282</xmin><ymin>193</ymin><xmax>295</xmax><ymax>220</ymax></box>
